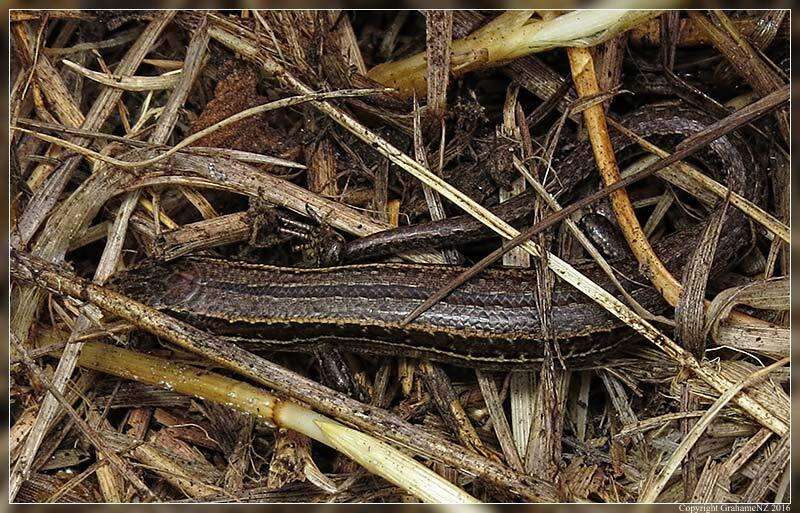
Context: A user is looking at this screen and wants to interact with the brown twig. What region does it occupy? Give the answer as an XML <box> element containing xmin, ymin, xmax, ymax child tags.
<box><xmin>567</xmin><ymin>46</ymin><xmax>779</xmax><ymax>339</ymax></box>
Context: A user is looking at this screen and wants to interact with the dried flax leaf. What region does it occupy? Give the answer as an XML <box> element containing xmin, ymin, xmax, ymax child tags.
<box><xmin>524</xmin><ymin>364</ymin><xmax>569</xmax><ymax>480</ymax></box>
<box><xmin>61</xmin><ymin>58</ymin><xmax>182</xmax><ymax>91</ymax></box>
<box><xmin>419</xmin><ymin>360</ymin><xmax>488</xmax><ymax>459</ymax></box>
<box><xmin>17</xmin><ymin>472</ymin><xmax>98</xmax><ymax>503</ymax></box>
<box><xmin>600</xmin><ymin>372</ymin><xmax>642</xmax><ymax>445</ymax></box>
<box><xmin>675</xmin><ymin>196</ymin><xmax>730</xmax><ymax>358</ymax></box>
<box><xmin>732</xmin><ymin>425</ymin><xmax>772</xmax><ymax>461</ymax></box>
<box><xmin>689</xmin><ymin>10</ymin><xmax>789</xmax><ymax>143</ymax></box>
<box><xmin>571</xmin><ymin>371</ymin><xmax>591</xmax><ymax>442</ymax></box>
<box><xmin>129</xmin><ymin>430</ymin><xmax>223</xmax><ymax>498</ymax></box>
<box><xmin>659</xmin><ymin>11</ymin><xmax>680</xmax><ymax>70</ymax></box>
<box><xmin>425</xmin><ymin>10</ymin><xmax>452</xmax><ymax>120</ymax></box>
<box><xmin>85</xmin><ymin>409</ymin><xmax>125</xmax><ymax>502</ymax></box>
<box><xmin>713</xmin><ymin>10</ymin><xmax>787</xmax><ymax>84</ymax></box>
<box><xmin>326</xmin><ymin>10</ymin><xmax>366</xmax><ymax>74</ymax></box>
<box><xmin>706</xmin><ymin>426</ymin><xmax>773</xmax><ymax>500</ymax></box>
<box><xmin>155</xmin><ymin>212</ymin><xmax>250</xmax><ymax>260</ymax></box>
<box><xmin>681</xmin><ymin>384</ymin><xmax>699</xmax><ymax>501</ymax></box>
<box><xmin>593</xmin><ymin>32</ymin><xmax>625</xmax><ymax>111</ymax></box>
<box><xmin>510</xmin><ymin>372</ymin><xmax>536</xmax><ymax>452</ymax></box>
<box><xmin>706</xmin><ymin>277</ymin><xmax>789</xmax><ymax>356</ymax></box>
<box><xmin>306</xmin><ymin>138</ymin><xmax>339</xmax><ymax>197</ymax></box>
<box><xmin>476</xmin><ymin>371</ymin><xmax>524</xmax><ymax>472</ymax></box>
<box><xmin>713</xmin><ymin>323</ymin><xmax>788</xmax><ymax>358</ymax></box>
<box><xmin>562</xmin><ymin>457</ymin><xmax>602</xmax><ymax>500</ymax></box>
<box><xmin>500</xmin><ymin>87</ymin><xmax>536</xmax><ymax>461</ymax></box>
<box><xmin>690</xmin><ymin>458</ymin><xmax>729</xmax><ymax>503</ymax></box>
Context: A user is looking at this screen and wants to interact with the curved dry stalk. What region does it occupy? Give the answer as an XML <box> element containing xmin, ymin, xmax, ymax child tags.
<box><xmin>61</xmin><ymin>59</ymin><xmax>182</xmax><ymax>91</ymax></box>
<box><xmin>16</xmin><ymin>117</ymin><xmax>308</xmax><ymax>170</ymax></box>
<box><xmin>44</xmin><ymin>27</ymin><xmax>142</xmax><ymax>57</ymax></box>
<box><xmin>12</xmin><ymin>87</ymin><xmax>389</xmax><ymax>170</ymax></box>
<box><xmin>568</xmin><ymin>46</ymin><xmax>686</xmax><ymax>306</ymax></box>
<box><xmin>71</xmin><ymin>342</ymin><xmax>478</xmax><ymax>504</ymax></box>
<box><xmin>638</xmin><ymin>356</ymin><xmax>789</xmax><ymax>502</ymax></box>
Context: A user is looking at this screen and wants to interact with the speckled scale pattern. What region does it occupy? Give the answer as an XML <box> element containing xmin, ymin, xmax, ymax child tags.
<box><xmin>109</xmin><ymin>104</ymin><xmax>767</xmax><ymax>368</ymax></box>
<box><xmin>113</xmin><ymin>256</ymin><xmax>660</xmax><ymax>346</ymax></box>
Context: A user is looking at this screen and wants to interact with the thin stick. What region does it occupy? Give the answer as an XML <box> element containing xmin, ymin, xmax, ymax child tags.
<box><xmin>568</xmin><ymin>45</ymin><xmax>678</xmax><ymax>306</ymax></box>
<box><xmin>513</xmin><ymin>158</ymin><xmax>656</xmax><ymax>320</ymax></box>
<box><xmin>18</xmin><ymin>117</ymin><xmax>306</xmax><ymax>169</ymax></box>
<box><xmin>567</xmin><ymin>46</ymin><xmax>775</xmax><ymax>331</ymax></box>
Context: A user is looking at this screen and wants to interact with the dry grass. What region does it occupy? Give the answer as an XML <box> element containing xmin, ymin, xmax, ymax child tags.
<box><xmin>9</xmin><ymin>9</ymin><xmax>789</xmax><ymax>504</ymax></box>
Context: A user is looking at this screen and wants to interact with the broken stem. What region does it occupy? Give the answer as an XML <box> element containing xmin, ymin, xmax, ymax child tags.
<box><xmin>72</xmin><ymin>342</ymin><xmax>478</xmax><ymax>504</ymax></box>
<box><xmin>368</xmin><ymin>9</ymin><xmax>661</xmax><ymax>97</ymax></box>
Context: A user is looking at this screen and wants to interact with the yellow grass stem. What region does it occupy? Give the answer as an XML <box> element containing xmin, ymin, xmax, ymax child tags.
<box><xmin>367</xmin><ymin>9</ymin><xmax>661</xmax><ymax>97</ymax></box>
<box><xmin>76</xmin><ymin>342</ymin><xmax>478</xmax><ymax>504</ymax></box>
